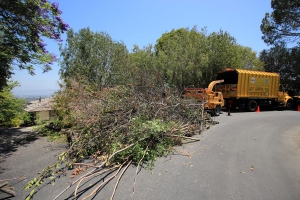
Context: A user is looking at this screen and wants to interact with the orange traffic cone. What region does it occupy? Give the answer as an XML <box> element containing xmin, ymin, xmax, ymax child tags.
<box><xmin>297</xmin><ymin>105</ymin><xmax>300</xmax><ymax>111</ymax></box>
<box><xmin>256</xmin><ymin>106</ymin><xmax>260</xmax><ymax>112</ymax></box>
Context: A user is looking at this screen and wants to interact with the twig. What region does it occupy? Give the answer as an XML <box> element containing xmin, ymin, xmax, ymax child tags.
<box><xmin>0</xmin><ymin>177</ymin><xmax>27</xmax><ymax>182</ymax></box>
<box><xmin>104</xmin><ymin>136</ymin><xmax>148</xmax><ymax>168</ymax></box>
<box><xmin>170</xmin><ymin>123</ymin><xmax>190</xmax><ymax>132</ymax></box>
<box><xmin>131</xmin><ymin>141</ymin><xmax>151</xmax><ymax>197</ymax></box>
<box><xmin>53</xmin><ymin>136</ymin><xmax>149</xmax><ymax>200</ymax></box>
<box><xmin>154</xmin><ymin>105</ymin><xmax>172</xmax><ymax>117</ymax></box>
<box><xmin>73</xmin><ymin>163</ymin><xmax>97</xmax><ymax>168</ymax></box>
<box><xmin>175</xmin><ymin>150</ymin><xmax>192</xmax><ymax>158</ymax></box>
<box><xmin>0</xmin><ymin>182</ymin><xmax>8</xmax><ymax>188</ymax></box>
<box><xmin>0</xmin><ymin>187</ymin><xmax>16</xmax><ymax>196</ymax></box>
<box><xmin>166</xmin><ymin>134</ymin><xmax>200</xmax><ymax>141</ymax></box>
<box><xmin>0</xmin><ymin>182</ymin><xmax>15</xmax><ymax>196</ymax></box>
<box><xmin>154</xmin><ymin>103</ymin><xmax>180</xmax><ymax>117</ymax></box>
<box><xmin>82</xmin><ymin>160</ymin><xmax>128</xmax><ymax>200</ymax></box>
<box><xmin>74</xmin><ymin>166</ymin><xmax>118</xmax><ymax>198</ymax></box>
<box><xmin>110</xmin><ymin>160</ymin><xmax>132</xmax><ymax>200</ymax></box>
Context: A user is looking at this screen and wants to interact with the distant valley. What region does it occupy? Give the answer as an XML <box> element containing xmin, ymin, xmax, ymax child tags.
<box><xmin>13</xmin><ymin>89</ymin><xmax>57</xmax><ymax>101</ymax></box>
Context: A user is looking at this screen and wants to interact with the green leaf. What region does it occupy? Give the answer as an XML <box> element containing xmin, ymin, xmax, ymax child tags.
<box><xmin>26</xmin><ymin>196</ymin><xmax>32</xmax><ymax>200</ymax></box>
<box><xmin>29</xmin><ymin>189</ymin><xmax>35</xmax><ymax>197</ymax></box>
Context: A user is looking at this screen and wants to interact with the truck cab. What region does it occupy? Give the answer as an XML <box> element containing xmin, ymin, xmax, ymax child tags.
<box><xmin>278</xmin><ymin>84</ymin><xmax>294</xmax><ymax>109</ymax></box>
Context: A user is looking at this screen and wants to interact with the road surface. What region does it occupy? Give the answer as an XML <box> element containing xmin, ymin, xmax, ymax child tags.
<box><xmin>105</xmin><ymin>110</ymin><xmax>300</xmax><ymax>200</ymax></box>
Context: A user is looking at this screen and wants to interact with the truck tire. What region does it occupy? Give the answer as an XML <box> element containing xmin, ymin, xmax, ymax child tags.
<box><xmin>286</xmin><ymin>99</ymin><xmax>293</xmax><ymax>110</ymax></box>
<box><xmin>247</xmin><ymin>100</ymin><xmax>257</xmax><ymax>112</ymax></box>
<box><xmin>213</xmin><ymin>105</ymin><xmax>221</xmax><ymax>116</ymax></box>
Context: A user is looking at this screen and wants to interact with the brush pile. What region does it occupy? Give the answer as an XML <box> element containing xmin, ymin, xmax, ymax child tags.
<box><xmin>24</xmin><ymin>79</ymin><xmax>214</xmax><ymax>199</ymax></box>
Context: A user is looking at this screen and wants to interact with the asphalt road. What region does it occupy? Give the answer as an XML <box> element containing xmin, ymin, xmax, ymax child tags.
<box><xmin>105</xmin><ymin>110</ymin><xmax>300</xmax><ymax>200</ymax></box>
<box><xmin>1</xmin><ymin>110</ymin><xmax>300</xmax><ymax>200</ymax></box>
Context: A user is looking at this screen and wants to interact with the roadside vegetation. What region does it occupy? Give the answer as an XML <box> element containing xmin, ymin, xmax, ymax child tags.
<box><xmin>0</xmin><ymin>81</ymin><xmax>31</xmax><ymax>127</ymax></box>
<box><xmin>1</xmin><ymin>0</ymin><xmax>300</xmax><ymax>199</ymax></box>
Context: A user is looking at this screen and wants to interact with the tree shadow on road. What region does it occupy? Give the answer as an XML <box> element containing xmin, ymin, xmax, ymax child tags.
<box><xmin>220</xmin><ymin>106</ymin><xmax>285</xmax><ymax>115</ymax></box>
<box><xmin>0</xmin><ymin>127</ymin><xmax>39</xmax><ymax>173</ymax></box>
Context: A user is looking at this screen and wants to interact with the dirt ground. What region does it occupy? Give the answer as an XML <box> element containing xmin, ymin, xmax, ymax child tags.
<box><xmin>0</xmin><ymin>127</ymin><xmax>67</xmax><ymax>199</ymax></box>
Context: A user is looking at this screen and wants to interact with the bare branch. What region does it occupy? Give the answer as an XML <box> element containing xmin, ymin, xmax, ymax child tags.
<box><xmin>110</xmin><ymin>160</ymin><xmax>132</xmax><ymax>200</ymax></box>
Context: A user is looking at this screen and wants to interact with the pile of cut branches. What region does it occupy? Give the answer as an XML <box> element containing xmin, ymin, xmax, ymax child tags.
<box><xmin>24</xmin><ymin>79</ymin><xmax>213</xmax><ymax>200</ymax></box>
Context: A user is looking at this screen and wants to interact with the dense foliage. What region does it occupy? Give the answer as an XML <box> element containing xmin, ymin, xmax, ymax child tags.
<box><xmin>128</xmin><ymin>45</ymin><xmax>159</xmax><ymax>86</ymax></box>
<box><xmin>205</xmin><ymin>30</ymin><xmax>264</xmax><ymax>83</ymax></box>
<box><xmin>59</xmin><ymin>28</ymin><xmax>129</xmax><ymax>88</ymax></box>
<box><xmin>155</xmin><ymin>27</ymin><xmax>263</xmax><ymax>89</ymax></box>
<box><xmin>60</xmin><ymin>27</ymin><xmax>262</xmax><ymax>92</ymax></box>
<box><xmin>155</xmin><ymin>27</ymin><xmax>210</xmax><ymax>88</ymax></box>
<box><xmin>0</xmin><ymin>0</ymin><xmax>69</xmax><ymax>90</ymax></box>
<box><xmin>260</xmin><ymin>0</ymin><xmax>300</xmax><ymax>94</ymax></box>
<box><xmin>260</xmin><ymin>43</ymin><xmax>300</xmax><ymax>94</ymax></box>
<box><xmin>0</xmin><ymin>81</ymin><xmax>29</xmax><ymax>127</ymax></box>
<box><xmin>260</xmin><ymin>0</ymin><xmax>300</xmax><ymax>45</ymax></box>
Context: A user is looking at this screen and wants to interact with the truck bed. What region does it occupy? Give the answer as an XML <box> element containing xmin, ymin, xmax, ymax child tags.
<box><xmin>215</xmin><ymin>69</ymin><xmax>280</xmax><ymax>99</ymax></box>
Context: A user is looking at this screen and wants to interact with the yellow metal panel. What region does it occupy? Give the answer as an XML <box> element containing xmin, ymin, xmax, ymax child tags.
<box><xmin>235</xmin><ymin>69</ymin><xmax>279</xmax><ymax>99</ymax></box>
<box><xmin>238</xmin><ymin>72</ymin><xmax>249</xmax><ymax>97</ymax></box>
<box><xmin>217</xmin><ymin>69</ymin><xmax>280</xmax><ymax>99</ymax></box>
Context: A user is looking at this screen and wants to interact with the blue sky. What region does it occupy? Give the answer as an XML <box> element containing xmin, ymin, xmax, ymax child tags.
<box><xmin>12</xmin><ymin>0</ymin><xmax>273</xmax><ymax>96</ymax></box>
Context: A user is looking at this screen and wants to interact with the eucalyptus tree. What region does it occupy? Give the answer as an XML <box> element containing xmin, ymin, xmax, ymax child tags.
<box><xmin>205</xmin><ymin>30</ymin><xmax>239</xmax><ymax>82</ymax></box>
<box><xmin>235</xmin><ymin>45</ymin><xmax>264</xmax><ymax>70</ymax></box>
<box><xmin>0</xmin><ymin>0</ymin><xmax>69</xmax><ymax>90</ymax></box>
<box><xmin>128</xmin><ymin>44</ymin><xmax>160</xmax><ymax>86</ymax></box>
<box><xmin>59</xmin><ymin>28</ymin><xmax>129</xmax><ymax>88</ymax></box>
<box><xmin>206</xmin><ymin>30</ymin><xmax>264</xmax><ymax>82</ymax></box>
<box><xmin>155</xmin><ymin>27</ymin><xmax>262</xmax><ymax>88</ymax></box>
<box><xmin>155</xmin><ymin>27</ymin><xmax>209</xmax><ymax>89</ymax></box>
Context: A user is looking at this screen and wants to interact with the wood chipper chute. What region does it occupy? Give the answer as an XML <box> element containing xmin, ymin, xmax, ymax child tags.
<box><xmin>182</xmin><ymin>80</ymin><xmax>224</xmax><ymax>116</ymax></box>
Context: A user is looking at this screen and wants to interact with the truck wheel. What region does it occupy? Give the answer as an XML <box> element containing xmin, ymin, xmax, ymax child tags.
<box><xmin>286</xmin><ymin>99</ymin><xmax>293</xmax><ymax>110</ymax></box>
<box><xmin>213</xmin><ymin>105</ymin><xmax>221</xmax><ymax>116</ymax></box>
<box><xmin>247</xmin><ymin>100</ymin><xmax>257</xmax><ymax>112</ymax></box>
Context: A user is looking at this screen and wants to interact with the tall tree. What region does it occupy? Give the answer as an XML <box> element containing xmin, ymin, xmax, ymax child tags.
<box><xmin>128</xmin><ymin>45</ymin><xmax>160</xmax><ymax>86</ymax></box>
<box><xmin>206</xmin><ymin>30</ymin><xmax>238</xmax><ymax>82</ymax></box>
<box><xmin>59</xmin><ymin>28</ymin><xmax>128</xmax><ymax>88</ymax></box>
<box><xmin>155</xmin><ymin>27</ymin><xmax>209</xmax><ymax>89</ymax></box>
<box><xmin>0</xmin><ymin>0</ymin><xmax>69</xmax><ymax>90</ymax></box>
<box><xmin>260</xmin><ymin>0</ymin><xmax>300</xmax><ymax>94</ymax></box>
<box><xmin>155</xmin><ymin>27</ymin><xmax>262</xmax><ymax>89</ymax></box>
<box><xmin>204</xmin><ymin>30</ymin><xmax>262</xmax><ymax>84</ymax></box>
<box><xmin>235</xmin><ymin>45</ymin><xmax>264</xmax><ymax>70</ymax></box>
<box><xmin>261</xmin><ymin>0</ymin><xmax>300</xmax><ymax>45</ymax></box>
<box><xmin>260</xmin><ymin>43</ymin><xmax>300</xmax><ymax>94</ymax></box>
